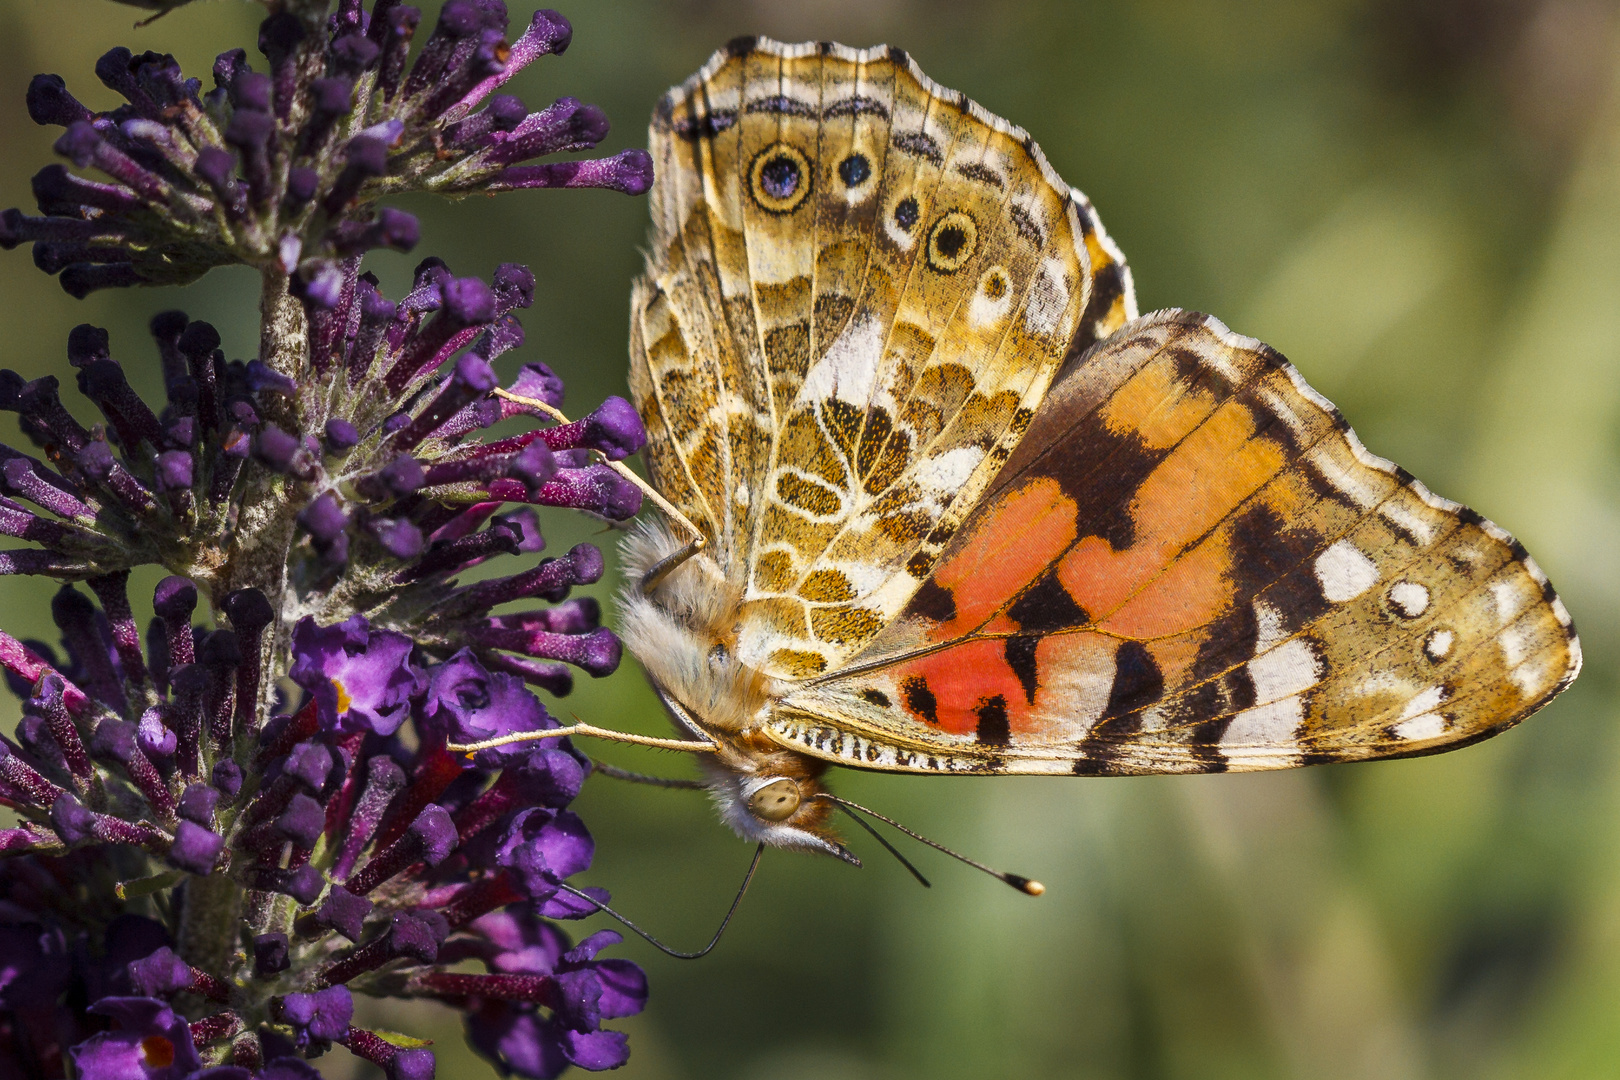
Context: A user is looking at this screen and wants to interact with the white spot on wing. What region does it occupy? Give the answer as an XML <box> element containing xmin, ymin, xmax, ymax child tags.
<box><xmin>1388</xmin><ymin>581</ymin><xmax>1429</xmax><ymax>617</ymax></box>
<box><xmin>800</xmin><ymin>315</ymin><xmax>882</xmax><ymax>408</ymax></box>
<box><xmin>1248</xmin><ymin>639</ymin><xmax>1321</xmax><ymax>704</ymax></box>
<box><xmin>1393</xmin><ymin>685</ymin><xmax>1448</xmax><ymax>740</ymax></box>
<box><xmin>915</xmin><ymin>446</ymin><xmax>985</xmax><ymax>494</ymax></box>
<box><xmin>1022</xmin><ymin>256</ymin><xmax>1070</xmax><ymax>335</ymax></box>
<box><xmin>1315</xmin><ymin>539</ymin><xmax>1379</xmax><ymax>602</ymax></box>
<box><xmin>1423</xmin><ymin>629</ymin><xmax>1454</xmax><ymax>661</ymax></box>
<box><xmin>1224</xmin><ymin>696</ymin><xmax>1303</xmax><ymax>747</ymax></box>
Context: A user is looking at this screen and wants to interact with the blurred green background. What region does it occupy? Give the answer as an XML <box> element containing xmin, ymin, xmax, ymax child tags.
<box><xmin>2</xmin><ymin>0</ymin><xmax>1618</xmax><ymax>1077</ymax></box>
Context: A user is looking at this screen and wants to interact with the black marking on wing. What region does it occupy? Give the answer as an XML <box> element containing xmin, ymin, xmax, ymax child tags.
<box><xmin>1007</xmin><ymin>570</ymin><xmax>1088</xmax><ymax>634</ymax></box>
<box><xmin>893</xmin><ymin>132</ymin><xmax>944</xmax><ymax>165</ymax></box>
<box><xmin>976</xmin><ymin>695</ymin><xmax>1011</xmax><ymax>746</ymax></box>
<box><xmin>747</xmin><ymin>95</ymin><xmax>817</xmax><ymax>117</ymax></box>
<box><xmin>1005</xmin><ymin>637</ymin><xmax>1040</xmax><ymax>705</ymax></box>
<box><xmin>955</xmin><ymin>162</ymin><xmax>1005</xmax><ymax>189</ymax></box>
<box><xmin>1008</xmin><ymin>204</ymin><xmax>1043</xmax><ymax>248</ymax></box>
<box><xmin>824</xmin><ymin>96</ymin><xmax>891</xmax><ymax>120</ymax></box>
<box><xmin>908</xmin><ymin>578</ymin><xmax>957</xmax><ymax>622</ymax></box>
<box><xmin>902</xmin><ymin>675</ymin><xmax>938</xmax><ymax>724</ymax></box>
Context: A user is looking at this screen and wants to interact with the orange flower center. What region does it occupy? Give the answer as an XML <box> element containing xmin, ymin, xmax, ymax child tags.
<box><xmin>141</xmin><ymin>1035</ymin><xmax>175</xmax><ymax>1068</ymax></box>
<box><xmin>333</xmin><ymin>678</ymin><xmax>352</xmax><ymax>715</ymax></box>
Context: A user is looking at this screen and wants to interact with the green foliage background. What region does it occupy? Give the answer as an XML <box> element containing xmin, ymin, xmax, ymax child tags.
<box><xmin>2</xmin><ymin>1</ymin><xmax>1618</xmax><ymax>1077</ymax></box>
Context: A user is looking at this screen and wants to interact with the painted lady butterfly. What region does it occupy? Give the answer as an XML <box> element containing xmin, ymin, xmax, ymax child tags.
<box><xmin>541</xmin><ymin>39</ymin><xmax>1580</xmax><ymax>865</ymax></box>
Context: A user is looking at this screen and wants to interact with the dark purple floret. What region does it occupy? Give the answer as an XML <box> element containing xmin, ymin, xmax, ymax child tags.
<box><xmin>255</xmin><ymin>933</ymin><xmax>291</xmax><ymax>978</ymax></box>
<box><xmin>167</xmin><ymin>820</ymin><xmax>224</xmax><ymax>874</ymax></box>
<box><xmin>280</xmin><ymin>986</ymin><xmax>354</xmax><ymax>1049</ymax></box>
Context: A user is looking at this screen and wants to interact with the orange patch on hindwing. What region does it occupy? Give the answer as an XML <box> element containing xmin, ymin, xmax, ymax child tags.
<box><xmin>1060</xmin><ymin>401</ymin><xmax>1285</xmax><ymax>630</ymax></box>
<box><xmin>929</xmin><ymin>478</ymin><xmax>1078</xmax><ymax>638</ymax></box>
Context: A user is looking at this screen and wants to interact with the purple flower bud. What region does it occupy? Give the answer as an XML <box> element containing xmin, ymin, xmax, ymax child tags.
<box><xmin>127</xmin><ymin>946</ymin><xmax>194</xmax><ymax>998</ymax></box>
<box><xmin>275</xmin><ymin>793</ymin><xmax>327</xmax><ymax>848</ymax></box>
<box><xmin>138</xmin><ymin>708</ymin><xmax>177</xmax><ymax>757</ymax></box>
<box><xmin>284</xmin><ymin>741</ymin><xmax>335</xmax><ymax>792</ymax></box>
<box><xmin>254</xmin><ymin>424</ymin><xmax>302</xmax><ymax>472</ymax></box>
<box><xmin>211</xmin><ymin>758</ymin><xmax>243</xmax><ymax>799</ymax></box>
<box><xmin>231</xmin><ymin>70</ymin><xmax>271</xmax><ymax>111</ymax></box>
<box><xmin>371</xmin><ymin>517</ymin><xmax>425</xmax><ymax>559</ymax></box>
<box><xmin>315</xmin><ymin>884</ymin><xmax>373</xmax><ymax>941</ymax></box>
<box><xmin>377</xmin><ymin>455</ymin><xmax>423</xmax><ymax>495</ymax></box>
<box><xmin>167</xmin><ymin>820</ymin><xmax>224</xmax><ymax>874</ymax></box>
<box><xmin>50</xmin><ymin>793</ymin><xmax>96</xmax><ymax>845</ymax></box>
<box><xmin>225</xmin><ymin>108</ymin><xmax>275</xmax><ymax>150</ymax></box>
<box><xmin>153</xmin><ymin>576</ymin><xmax>197</xmax><ymax>624</ymax></box>
<box><xmin>323</xmin><ymin>419</ymin><xmax>360</xmax><ymax>452</ymax></box>
<box><xmin>280</xmin><ymin>985</ymin><xmax>353</xmax><ymax>1048</ymax></box>
<box><xmin>90</xmin><ymin>718</ymin><xmax>139</xmax><ymax>764</ymax></box>
<box><xmin>505</xmin><ymin>362</ymin><xmax>564</xmax><ymax>410</ymax></box>
<box><xmin>298</xmin><ymin>492</ymin><xmax>349</xmax><ymax>544</ymax></box>
<box><xmin>194</xmin><ymin>147</ymin><xmax>236</xmax><ymax>189</ymax></box>
<box><xmin>444</xmin><ymin>276</ymin><xmax>496</xmax><ymax>324</ymax></box>
<box><xmin>331</xmin><ymin>33</ymin><xmax>382</xmax><ymax>75</ymax></box>
<box><xmin>486</xmin><ymin>148</ymin><xmax>654</xmax><ymax>196</ymax></box>
<box><xmin>386</xmin><ymin>909</ymin><xmax>446</xmax><ymax>963</ymax></box>
<box><xmin>178</xmin><ymin>782</ymin><xmax>219</xmax><ymax>826</ymax></box>
<box><xmin>391</xmin><ymin>1049</ymin><xmax>436</xmax><ymax>1080</ymax></box>
<box><xmin>246</xmin><ymin>360</ymin><xmax>298</xmax><ymax>396</ymax></box>
<box><xmin>26</xmin><ymin>74</ymin><xmax>92</xmax><ymax>127</ymax></box>
<box><xmin>277</xmin><ymin>864</ymin><xmax>326</xmax><ymax>906</ymax></box>
<box><xmin>155</xmin><ymin>450</ymin><xmax>193</xmax><ymax>491</ymax></box>
<box><xmin>254</xmin><ymin>933</ymin><xmax>290</xmax><ymax>977</ymax></box>
<box><xmin>285</xmin><ymin>166</ymin><xmax>319</xmax><ymax>209</ymax></box>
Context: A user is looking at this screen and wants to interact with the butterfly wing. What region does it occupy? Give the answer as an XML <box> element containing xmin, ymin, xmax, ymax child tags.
<box><xmin>632</xmin><ymin>39</ymin><xmax>1136</xmax><ymax>682</ymax></box>
<box><xmin>768</xmin><ymin>310</ymin><xmax>1580</xmax><ymax>774</ymax></box>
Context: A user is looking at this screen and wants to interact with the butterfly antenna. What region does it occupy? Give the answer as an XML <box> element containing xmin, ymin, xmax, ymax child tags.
<box><xmin>813</xmin><ymin>794</ymin><xmax>1045</xmax><ymax>896</ymax></box>
<box><xmin>831</xmin><ymin>802</ymin><xmax>931</xmax><ymax>888</ymax></box>
<box><xmin>590</xmin><ymin>760</ymin><xmax>707</xmax><ymax>789</ymax></box>
<box><xmin>553</xmin><ymin>843</ymin><xmax>765</xmax><ymax>960</ymax></box>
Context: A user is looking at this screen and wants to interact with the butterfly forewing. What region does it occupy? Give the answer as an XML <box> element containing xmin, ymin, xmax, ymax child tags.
<box><xmin>769</xmin><ymin>310</ymin><xmax>1580</xmax><ymax>774</ymax></box>
<box><xmin>635</xmin><ymin>39</ymin><xmax>1138</xmax><ymax>685</ymax></box>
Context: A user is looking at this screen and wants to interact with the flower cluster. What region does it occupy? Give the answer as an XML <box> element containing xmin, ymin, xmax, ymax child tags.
<box><xmin>0</xmin><ymin>2</ymin><xmax>659</xmax><ymax>1078</ymax></box>
<box><xmin>0</xmin><ymin>620</ymin><xmax>647</xmax><ymax>1078</ymax></box>
<box><xmin>0</xmin><ymin>2</ymin><xmax>651</xmax><ymax>298</ymax></box>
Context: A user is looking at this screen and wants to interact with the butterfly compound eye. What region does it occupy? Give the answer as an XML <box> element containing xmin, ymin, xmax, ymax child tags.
<box><xmin>746</xmin><ymin>778</ymin><xmax>802</xmax><ymax>821</ymax></box>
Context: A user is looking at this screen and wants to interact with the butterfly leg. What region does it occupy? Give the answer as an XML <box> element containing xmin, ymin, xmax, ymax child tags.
<box><xmin>494</xmin><ymin>387</ymin><xmax>708</xmax><ymax>593</ymax></box>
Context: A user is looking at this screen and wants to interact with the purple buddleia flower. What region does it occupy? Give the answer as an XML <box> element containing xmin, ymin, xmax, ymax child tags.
<box><xmin>0</xmin><ymin>7</ymin><xmax>651</xmax><ymax>299</ymax></box>
<box><xmin>0</xmin><ymin>6</ymin><xmax>651</xmax><ymax>1079</ymax></box>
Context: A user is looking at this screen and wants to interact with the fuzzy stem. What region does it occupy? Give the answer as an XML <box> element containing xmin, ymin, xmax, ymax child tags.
<box><xmin>176</xmin><ymin>872</ymin><xmax>242</xmax><ymax>978</ymax></box>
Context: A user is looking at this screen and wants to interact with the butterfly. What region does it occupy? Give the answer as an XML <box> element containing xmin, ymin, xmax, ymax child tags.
<box><xmin>590</xmin><ymin>38</ymin><xmax>1584</xmax><ymax>865</ymax></box>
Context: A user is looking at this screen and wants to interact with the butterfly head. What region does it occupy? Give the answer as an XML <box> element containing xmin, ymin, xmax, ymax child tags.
<box><xmin>699</xmin><ymin>742</ymin><xmax>856</xmax><ymax>865</ymax></box>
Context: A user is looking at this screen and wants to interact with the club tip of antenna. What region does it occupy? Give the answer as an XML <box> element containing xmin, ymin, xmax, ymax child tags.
<box><xmin>1004</xmin><ymin>874</ymin><xmax>1045</xmax><ymax>896</ymax></box>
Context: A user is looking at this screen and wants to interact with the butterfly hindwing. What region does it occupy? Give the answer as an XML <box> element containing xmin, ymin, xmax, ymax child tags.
<box><xmin>768</xmin><ymin>310</ymin><xmax>1581</xmax><ymax>774</ymax></box>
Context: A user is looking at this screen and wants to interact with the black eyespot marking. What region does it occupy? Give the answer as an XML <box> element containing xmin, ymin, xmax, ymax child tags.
<box><xmin>838</xmin><ymin>153</ymin><xmax>871</xmax><ymax>187</ymax></box>
<box><xmin>926</xmin><ymin>210</ymin><xmax>978</xmax><ymax>273</ymax></box>
<box><xmin>749</xmin><ymin>143</ymin><xmax>811</xmax><ymax>214</ymax></box>
<box><xmin>762</xmin><ymin>159</ymin><xmax>797</xmax><ymax>198</ymax></box>
<box><xmin>858</xmin><ymin>688</ymin><xmax>891</xmax><ymax>708</ymax></box>
<box><xmin>894</xmin><ymin>197</ymin><xmax>919</xmax><ymax>231</ymax></box>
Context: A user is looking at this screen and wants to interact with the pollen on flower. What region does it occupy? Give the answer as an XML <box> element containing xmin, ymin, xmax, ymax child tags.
<box><xmin>333</xmin><ymin>678</ymin><xmax>353</xmax><ymax>716</ymax></box>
